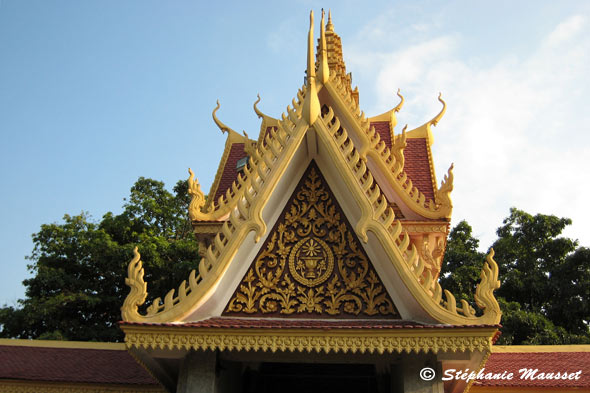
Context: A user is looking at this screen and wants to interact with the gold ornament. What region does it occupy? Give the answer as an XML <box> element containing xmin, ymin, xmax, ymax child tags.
<box><xmin>224</xmin><ymin>163</ymin><xmax>399</xmax><ymax>318</ymax></box>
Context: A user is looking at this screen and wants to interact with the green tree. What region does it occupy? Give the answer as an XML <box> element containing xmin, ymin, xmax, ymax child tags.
<box><xmin>439</xmin><ymin>220</ymin><xmax>485</xmax><ymax>303</ymax></box>
<box><xmin>0</xmin><ymin>177</ymin><xmax>199</xmax><ymax>342</ymax></box>
<box><xmin>442</xmin><ymin>208</ymin><xmax>590</xmax><ymax>344</ymax></box>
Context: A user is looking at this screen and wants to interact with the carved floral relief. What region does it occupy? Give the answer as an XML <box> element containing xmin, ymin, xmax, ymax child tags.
<box><xmin>224</xmin><ymin>163</ymin><xmax>400</xmax><ymax>318</ymax></box>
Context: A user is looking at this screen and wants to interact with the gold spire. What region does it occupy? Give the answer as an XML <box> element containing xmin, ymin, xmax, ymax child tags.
<box><xmin>307</xmin><ymin>11</ymin><xmax>315</xmax><ymax>82</ymax></box>
<box><xmin>302</xmin><ymin>10</ymin><xmax>320</xmax><ymax>125</ymax></box>
<box><xmin>317</xmin><ymin>9</ymin><xmax>330</xmax><ymax>85</ymax></box>
<box><xmin>322</xmin><ymin>11</ymin><xmax>359</xmax><ymax>106</ymax></box>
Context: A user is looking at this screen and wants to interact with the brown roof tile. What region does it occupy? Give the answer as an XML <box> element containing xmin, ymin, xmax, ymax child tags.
<box><xmin>121</xmin><ymin>317</ymin><xmax>498</xmax><ymax>330</ymax></box>
<box><xmin>0</xmin><ymin>345</ymin><xmax>159</xmax><ymax>385</ymax></box>
<box><xmin>475</xmin><ymin>352</ymin><xmax>590</xmax><ymax>388</ymax></box>
<box><xmin>369</xmin><ymin>121</ymin><xmax>435</xmax><ymax>204</ymax></box>
<box><xmin>212</xmin><ymin>143</ymin><xmax>246</xmax><ymax>205</ymax></box>
<box><xmin>371</xmin><ymin>121</ymin><xmax>392</xmax><ymax>149</ymax></box>
<box><xmin>403</xmin><ymin>138</ymin><xmax>435</xmax><ymax>201</ymax></box>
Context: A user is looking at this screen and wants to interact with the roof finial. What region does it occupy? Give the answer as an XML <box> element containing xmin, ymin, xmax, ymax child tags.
<box><xmin>327</xmin><ymin>9</ymin><xmax>334</xmax><ymax>32</ymax></box>
<box><xmin>394</xmin><ymin>88</ymin><xmax>404</xmax><ymax>113</ymax></box>
<box><xmin>317</xmin><ymin>9</ymin><xmax>330</xmax><ymax>84</ymax></box>
<box><xmin>253</xmin><ymin>94</ymin><xmax>264</xmax><ymax>119</ymax></box>
<box><xmin>307</xmin><ymin>11</ymin><xmax>315</xmax><ymax>81</ymax></box>
<box><xmin>212</xmin><ymin>100</ymin><xmax>237</xmax><ymax>134</ymax></box>
<box><xmin>430</xmin><ymin>92</ymin><xmax>446</xmax><ymax>127</ymax></box>
<box><xmin>302</xmin><ymin>10</ymin><xmax>320</xmax><ymax>125</ymax></box>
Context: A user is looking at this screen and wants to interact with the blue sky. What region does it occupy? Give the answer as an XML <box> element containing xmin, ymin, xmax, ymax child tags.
<box><xmin>1</xmin><ymin>1</ymin><xmax>589</xmax><ymax>306</ymax></box>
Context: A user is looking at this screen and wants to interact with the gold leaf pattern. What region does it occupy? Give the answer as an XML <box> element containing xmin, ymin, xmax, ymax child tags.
<box><xmin>224</xmin><ymin>162</ymin><xmax>400</xmax><ymax>318</ymax></box>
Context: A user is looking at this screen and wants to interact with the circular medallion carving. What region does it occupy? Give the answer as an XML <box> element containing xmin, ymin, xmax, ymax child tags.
<box><xmin>288</xmin><ymin>237</ymin><xmax>334</xmax><ymax>287</ymax></box>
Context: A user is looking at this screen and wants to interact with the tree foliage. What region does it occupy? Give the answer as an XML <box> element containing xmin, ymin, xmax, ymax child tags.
<box><xmin>2</xmin><ymin>177</ymin><xmax>589</xmax><ymax>346</ymax></box>
<box><xmin>0</xmin><ymin>178</ymin><xmax>199</xmax><ymax>342</ymax></box>
<box><xmin>442</xmin><ymin>208</ymin><xmax>590</xmax><ymax>344</ymax></box>
<box><xmin>439</xmin><ymin>220</ymin><xmax>485</xmax><ymax>303</ymax></box>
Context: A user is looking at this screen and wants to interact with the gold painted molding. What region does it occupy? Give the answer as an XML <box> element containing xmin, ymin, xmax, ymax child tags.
<box><xmin>122</xmin><ymin>88</ymin><xmax>311</xmax><ymax>323</ymax></box>
<box><xmin>402</xmin><ymin>223</ymin><xmax>448</xmax><ymax>234</ymax></box>
<box><xmin>122</xmin><ymin>325</ymin><xmax>497</xmax><ymax>355</ymax></box>
<box><xmin>122</xmin><ymin>100</ymin><xmax>501</xmax><ymax>325</ymax></box>
<box><xmin>121</xmin><ymin>15</ymin><xmax>500</xmax><ymax>325</ymax></box>
<box><xmin>324</xmin><ymin>78</ymin><xmax>453</xmax><ymax>219</ymax></box>
<box><xmin>492</xmin><ymin>345</ymin><xmax>590</xmax><ymax>353</ymax></box>
<box><xmin>313</xmin><ymin>108</ymin><xmax>501</xmax><ymax>325</ymax></box>
<box><xmin>0</xmin><ymin>339</ymin><xmax>125</xmax><ymax>350</ymax></box>
<box><xmin>0</xmin><ymin>380</ymin><xmax>165</xmax><ymax>393</ymax></box>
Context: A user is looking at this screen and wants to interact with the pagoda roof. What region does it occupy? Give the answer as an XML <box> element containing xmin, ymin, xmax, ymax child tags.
<box><xmin>120</xmin><ymin>317</ymin><xmax>499</xmax><ymax>355</ymax></box>
<box><xmin>121</xmin><ymin>11</ymin><xmax>500</xmax><ymax>339</ymax></box>
<box><xmin>471</xmin><ymin>346</ymin><xmax>590</xmax><ymax>391</ymax></box>
<box><xmin>0</xmin><ymin>339</ymin><xmax>162</xmax><ymax>390</ymax></box>
<box><xmin>121</xmin><ymin>316</ymin><xmax>500</xmax><ymax>330</ymax></box>
<box><xmin>3</xmin><ymin>339</ymin><xmax>589</xmax><ymax>392</ymax></box>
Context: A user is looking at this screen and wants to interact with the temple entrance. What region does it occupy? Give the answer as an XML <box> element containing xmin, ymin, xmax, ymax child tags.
<box><xmin>242</xmin><ymin>363</ymin><xmax>385</xmax><ymax>393</ymax></box>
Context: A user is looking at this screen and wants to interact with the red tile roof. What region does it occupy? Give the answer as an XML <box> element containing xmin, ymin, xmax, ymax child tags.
<box><xmin>212</xmin><ymin>143</ymin><xmax>246</xmax><ymax>205</ymax></box>
<box><xmin>403</xmin><ymin>138</ymin><xmax>435</xmax><ymax>201</ymax></box>
<box><xmin>121</xmin><ymin>317</ymin><xmax>498</xmax><ymax>330</ymax></box>
<box><xmin>371</xmin><ymin>121</ymin><xmax>392</xmax><ymax>149</ymax></box>
<box><xmin>0</xmin><ymin>344</ymin><xmax>159</xmax><ymax>385</ymax></box>
<box><xmin>475</xmin><ymin>352</ymin><xmax>590</xmax><ymax>388</ymax></box>
<box><xmin>369</xmin><ymin>121</ymin><xmax>435</xmax><ymax>204</ymax></box>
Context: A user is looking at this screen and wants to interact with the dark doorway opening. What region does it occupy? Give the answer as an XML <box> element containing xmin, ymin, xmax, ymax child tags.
<box><xmin>243</xmin><ymin>362</ymin><xmax>387</xmax><ymax>393</ymax></box>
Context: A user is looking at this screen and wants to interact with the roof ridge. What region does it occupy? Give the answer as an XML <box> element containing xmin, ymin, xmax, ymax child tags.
<box><xmin>328</xmin><ymin>76</ymin><xmax>453</xmax><ymax>219</ymax></box>
<box><xmin>188</xmin><ymin>87</ymin><xmax>306</xmax><ymax>222</ymax></box>
<box><xmin>0</xmin><ymin>339</ymin><xmax>125</xmax><ymax>350</ymax></box>
<box><xmin>316</xmin><ymin>106</ymin><xmax>500</xmax><ymax>325</ymax></box>
<box><xmin>123</xmin><ymin>89</ymin><xmax>312</xmax><ymax>323</ymax></box>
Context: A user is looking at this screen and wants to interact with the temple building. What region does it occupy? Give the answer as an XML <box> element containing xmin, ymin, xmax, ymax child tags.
<box><xmin>1</xmin><ymin>10</ymin><xmax>589</xmax><ymax>393</ymax></box>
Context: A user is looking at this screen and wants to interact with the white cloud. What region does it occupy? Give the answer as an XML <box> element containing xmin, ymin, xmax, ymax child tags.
<box><xmin>348</xmin><ymin>14</ymin><xmax>590</xmax><ymax>249</ymax></box>
<box><xmin>545</xmin><ymin>15</ymin><xmax>586</xmax><ymax>47</ymax></box>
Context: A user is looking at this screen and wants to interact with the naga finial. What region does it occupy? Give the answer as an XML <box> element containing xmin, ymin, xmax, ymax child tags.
<box><xmin>121</xmin><ymin>246</ymin><xmax>148</xmax><ymax>321</ymax></box>
<box><xmin>253</xmin><ymin>94</ymin><xmax>265</xmax><ymax>119</ymax></box>
<box><xmin>474</xmin><ymin>248</ymin><xmax>502</xmax><ymax>323</ymax></box>
<box><xmin>394</xmin><ymin>88</ymin><xmax>404</xmax><ymax>113</ymax></box>
<box><xmin>434</xmin><ymin>163</ymin><xmax>453</xmax><ymax>216</ymax></box>
<box><xmin>212</xmin><ymin>100</ymin><xmax>237</xmax><ymax>134</ymax></box>
<box><xmin>188</xmin><ymin>167</ymin><xmax>206</xmax><ymax>220</ymax></box>
<box><xmin>430</xmin><ymin>92</ymin><xmax>446</xmax><ymax>127</ymax></box>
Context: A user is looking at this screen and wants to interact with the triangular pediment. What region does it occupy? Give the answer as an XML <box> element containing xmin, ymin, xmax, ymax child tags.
<box><xmin>222</xmin><ymin>161</ymin><xmax>400</xmax><ymax>319</ymax></box>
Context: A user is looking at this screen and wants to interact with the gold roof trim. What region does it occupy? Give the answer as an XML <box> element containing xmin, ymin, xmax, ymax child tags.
<box><xmin>0</xmin><ymin>338</ymin><xmax>125</xmax><ymax>350</ymax></box>
<box><xmin>201</xmin><ymin>101</ymin><xmax>255</xmax><ymax>213</ymax></box>
<box><xmin>367</xmin><ymin>89</ymin><xmax>404</xmax><ymax>141</ymax></box>
<box><xmin>325</xmin><ymin>77</ymin><xmax>453</xmax><ymax>219</ymax></box>
<box><xmin>317</xmin><ymin>9</ymin><xmax>330</xmax><ymax>85</ymax></box>
<box><xmin>0</xmin><ymin>380</ymin><xmax>165</xmax><ymax>393</ymax></box>
<box><xmin>191</xmin><ymin>95</ymin><xmax>303</xmax><ymax>221</ymax></box>
<box><xmin>315</xmin><ymin>106</ymin><xmax>500</xmax><ymax>325</ymax></box>
<box><xmin>403</xmin><ymin>93</ymin><xmax>447</xmax><ymax>196</ymax></box>
<box><xmin>302</xmin><ymin>11</ymin><xmax>320</xmax><ymax>125</ymax></box>
<box><xmin>123</xmin><ymin>90</ymin><xmax>313</xmax><ymax>323</ymax></box>
<box><xmin>253</xmin><ymin>94</ymin><xmax>280</xmax><ymax>143</ymax></box>
<box><xmin>122</xmin><ymin>12</ymin><xmax>497</xmax><ymax>325</ymax></box>
<box><xmin>405</xmin><ymin>92</ymin><xmax>447</xmax><ymax>142</ymax></box>
<box><xmin>122</xmin><ymin>324</ymin><xmax>497</xmax><ymax>355</ymax></box>
<box><xmin>123</xmin><ymin>101</ymin><xmax>499</xmax><ymax>325</ymax></box>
